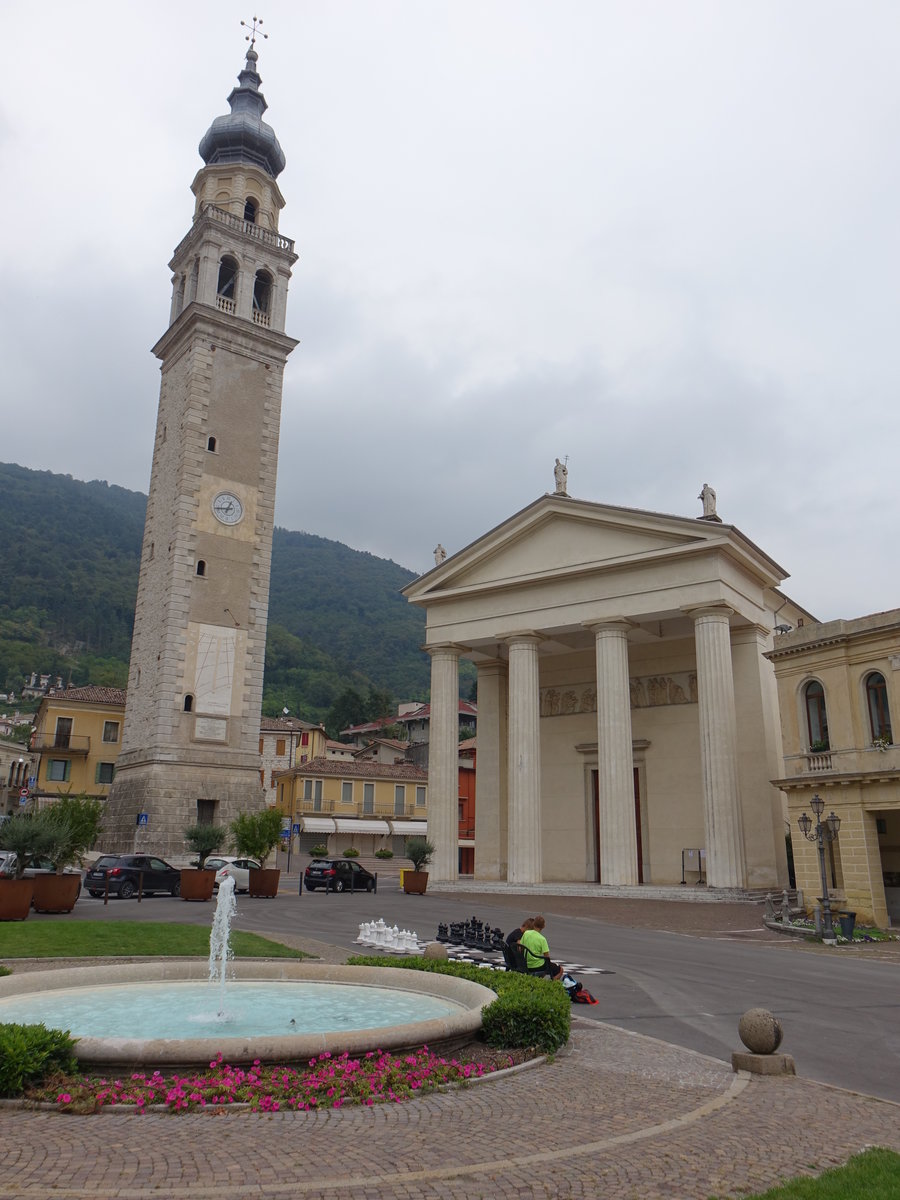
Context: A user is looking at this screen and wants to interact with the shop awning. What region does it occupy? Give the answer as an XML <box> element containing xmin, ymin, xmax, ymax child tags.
<box><xmin>389</xmin><ymin>820</ymin><xmax>428</xmax><ymax>836</ymax></box>
<box><xmin>300</xmin><ymin>817</ymin><xmax>336</xmax><ymax>834</ymax></box>
<box><xmin>333</xmin><ymin>818</ymin><xmax>391</xmax><ymax>835</ymax></box>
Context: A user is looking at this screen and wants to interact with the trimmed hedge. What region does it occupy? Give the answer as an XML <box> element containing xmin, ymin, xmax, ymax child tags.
<box><xmin>347</xmin><ymin>955</ymin><xmax>571</xmax><ymax>1054</ymax></box>
<box><xmin>0</xmin><ymin>1023</ymin><xmax>78</xmax><ymax>1097</ymax></box>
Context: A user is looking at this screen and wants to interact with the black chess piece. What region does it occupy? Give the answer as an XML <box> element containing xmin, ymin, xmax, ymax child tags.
<box><xmin>436</xmin><ymin>922</ymin><xmax>449</xmax><ymax>942</ymax></box>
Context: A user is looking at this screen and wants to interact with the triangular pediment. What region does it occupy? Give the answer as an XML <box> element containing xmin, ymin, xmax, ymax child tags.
<box><xmin>406</xmin><ymin>495</ymin><xmax>767</xmax><ymax>601</ymax></box>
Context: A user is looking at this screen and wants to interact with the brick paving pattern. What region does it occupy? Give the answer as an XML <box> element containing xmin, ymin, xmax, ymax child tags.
<box><xmin>1</xmin><ymin>1017</ymin><xmax>899</xmax><ymax>1199</ymax></box>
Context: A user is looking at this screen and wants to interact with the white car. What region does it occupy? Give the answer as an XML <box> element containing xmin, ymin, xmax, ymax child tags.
<box><xmin>205</xmin><ymin>856</ymin><xmax>260</xmax><ymax>893</ymax></box>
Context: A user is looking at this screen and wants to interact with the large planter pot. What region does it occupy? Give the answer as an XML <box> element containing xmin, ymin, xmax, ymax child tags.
<box><xmin>0</xmin><ymin>878</ymin><xmax>33</xmax><ymax>921</ymax></box>
<box><xmin>180</xmin><ymin>869</ymin><xmax>216</xmax><ymax>902</ymax></box>
<box><xmin>31</xmin><ymin>873</ymin><xmax>81</xmax><ymax>914</ymax></box>
<box><xmin>248</xmin><ymin>868</ymin><xmax>281</xmax><ymax>898</ymax></box>
<box><xmin>403</xmin><ymin>870</ymin><xmax>429</xmax><ymax>895</ymax></box>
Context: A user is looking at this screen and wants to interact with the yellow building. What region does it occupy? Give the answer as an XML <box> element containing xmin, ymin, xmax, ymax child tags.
<box><xmin>276</xmin><ymin>758</ymin><xmax>428</xmax><ymax>856</ymax></box>
<box><xmin>768</xmin><ymin>608</ymin><xmax>900</xmax><ymax>928</ymax></box>
<box><xmin>31</xmin><ymin>687</ymin><xmax>127</xmax><ymax>803</ymax></box>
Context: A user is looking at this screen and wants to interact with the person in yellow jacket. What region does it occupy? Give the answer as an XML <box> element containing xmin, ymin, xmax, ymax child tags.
<box><xmin>519</xmin><ymin>915</ymin><xmax>564</xmax><ymax>980</ymax></box>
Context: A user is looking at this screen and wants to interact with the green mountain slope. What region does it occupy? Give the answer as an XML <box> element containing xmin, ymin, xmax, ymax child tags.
<box><xmin>0</xmin><ymin>462</ymin><xmax>431</xmax><ymax>724</ymax></box>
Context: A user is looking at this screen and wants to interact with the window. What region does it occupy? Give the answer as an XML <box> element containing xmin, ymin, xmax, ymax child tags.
<box><xmin>47</xmin><ymin>759</ymin><xmax>70</xmax><ymax>783</ymax></box>
<box><xmin>363</xmin><ymin>783</ymin><xmax>374</xmax><ymax>814</ymax></box>
<box><xmin>216</xmin><ymin>255</ymin><xmax>238</xmax><ymax>311</ymax></box>
<box><xmin>95</xmin><ymin>762</ymin><xmax>115</xmax><ymax>785</ymax></box>
<box><xmin>207</xmin><ymin>436</ymin><xmax>217</xmax><ymax>452</ymax></box>
<box><xmin>258</xmin><ymin>738</ymin><xmax>264</xmax><ymax>754</ymax></box>
<box><xmin>183</xmin><ymin>694</ymin><xmax>194</xmax><ymax>713</ymax></box>
<box><xmin>244</xmin><ymin>197</ymin><xmax>258</xmax><ymax>223</ymax></box>
<box><xmin>276</xmin><ymin>739</ymin><xmax>286</xmax><ymax>756</ymax></box>
<box><xmin>303</xmin><ymin>779</ymin><xmax>312</xmax><ymax>800</ymax></box>
<box><xmin>301</xmin><ymin>732</ymin><xmax>309</xmax><ymax>747</ymax></box>
<box><xmin>252</xmin><ymin>270</ymin><xmax>272</xmax><ymax>324</ymax></box>
<box><xmin>416</xmin><ymin>785</ymin><xmax>426</xmax><ymax>808</ymax></box>
<box><xmin>196</xmin><ymin>560</ymin><xmax>206</xmax><ymax>577</ymax></box>
<box><xmin>54</xmin><ymin>717</ymin><xmax>73</xmax><ymax>749</ymax></box>
<box><xmin>197</xmin><ymin>799</ymin><xmax>217</xmax><ymax>825</ymax></box>
<box><xmin>313</xmin><ymin>779</ymin><xmax>323</xmax><ymax>811</ymax></box>
<box><xmin>341</xmin><ymin>781</ymin><xmax>353</xmax><ymax>805</ymax></box>
<box><xmin>394</xmin><ymin>785</ymin><xmax>406</xmax><ymax>815</ymax></box>
<box><xmin>102</xmin><ymin>721</ymin><xmax>120</xmax><ymax>743</ymax></box>
<box><xmin>270</xmin><ymin>772</ymin><xmax>276</xmax><ymax>788</ymax></box>
<box><xmin>804</xmin><ymin>681</ymin><xmax>829</xmax><ymax>749</ymax></box>
<box><xmin>866</xmin><ymin>672</ymin><xmax>892</xmax><ymax>742</ymax></box>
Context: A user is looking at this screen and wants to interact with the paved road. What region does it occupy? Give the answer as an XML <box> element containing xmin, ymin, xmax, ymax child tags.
<box><xmin>35</xmin><ymin>882</ymin><xmax>900</xmax><ymax>1101</ymax></box>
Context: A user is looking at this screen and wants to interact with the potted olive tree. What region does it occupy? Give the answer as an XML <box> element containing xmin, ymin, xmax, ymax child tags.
<box><xmin>402</xmin><ymin>837</ymin><xmax>435</xmax><ymax>895</ymax></box>
<box><xmin>32</xmin><ymin>795</ymin><xmax>103</xmax><ymax>913</ymax></box>
<box><xmin>181</xmin><ymin>823</ymin><xmax>226</xmax><ymax>901</ymax></box>
<box><xmin>230</xmin><ymin>808</ymin><xmax>283</xmax><ymax>898</ymax></box>
<box><xmin>0</xmin><ymin>812</ymin><xmax>54</xmax><ymax>920</ymax></box>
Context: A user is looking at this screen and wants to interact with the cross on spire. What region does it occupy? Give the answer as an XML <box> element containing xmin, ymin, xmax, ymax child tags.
<box><xmin>240</xmin><ymin>15</ymin><xmax>267</xmax><ymax>49</ymax></box>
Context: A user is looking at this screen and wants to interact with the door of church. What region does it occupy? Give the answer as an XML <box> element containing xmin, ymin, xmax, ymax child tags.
<box><xmin>592</xmin><ymin>768</ymin><xmax>642</xmax><ymax>884</ymax></box>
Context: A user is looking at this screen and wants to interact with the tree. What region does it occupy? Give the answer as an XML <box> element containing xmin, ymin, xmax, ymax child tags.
<box><xmin>326</xmin><ymin>687</ymin><xmax>368</xmax><ymax>738</ymax></box>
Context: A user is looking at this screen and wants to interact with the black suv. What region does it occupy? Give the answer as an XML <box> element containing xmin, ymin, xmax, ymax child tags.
<box><xmin>85</xmin><ymin>854</ymin><xmax>181</xmax><ymax>899</ymax></box>
<box><xmin>303</xmin><ymin>858</ymin><xmax>376</xmax><ymax>893</ymax></box>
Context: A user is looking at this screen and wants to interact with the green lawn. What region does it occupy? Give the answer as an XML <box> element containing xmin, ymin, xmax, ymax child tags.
<box><xmin>0</xmin><ymin>921</ymin><xmax>307</xmax><ymax>960</ymax></box>
<box><xmin>712</xmin><ymin>1149</ymin><xmax>900</xmax><ymax>1199</ymax></box>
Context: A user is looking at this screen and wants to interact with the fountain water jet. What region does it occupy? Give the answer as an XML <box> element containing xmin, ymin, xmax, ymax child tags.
<box><xmin>208</xmin><ymin>874</ymin><xmax>236</xmax><ymax>1012</ymax></box>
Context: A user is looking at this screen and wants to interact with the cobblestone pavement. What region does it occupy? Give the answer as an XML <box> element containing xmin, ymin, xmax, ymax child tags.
<box><xmin>2</xmin><ymin>1017</ymin><xmax>899</xmax><ymax>1199</ymax></box>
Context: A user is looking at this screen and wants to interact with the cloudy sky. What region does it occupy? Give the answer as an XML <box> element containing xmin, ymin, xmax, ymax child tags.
<box><xmin>3</xmin><ymin>1</ymin><xmax>898</xmax><ymax>620</ymax></box>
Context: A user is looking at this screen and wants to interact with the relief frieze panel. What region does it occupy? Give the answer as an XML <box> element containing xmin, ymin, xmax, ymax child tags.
<box><xmin>541</xmin><ymin>672</ymin><xmax>697</xmax><ymax>717</ymax></box>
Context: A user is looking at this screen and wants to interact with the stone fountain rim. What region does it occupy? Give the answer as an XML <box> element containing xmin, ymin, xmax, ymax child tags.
<box><xmin>0</xmin><ymin>960</ymin><xmax>497</xmax><ymax>1069</ymax></box>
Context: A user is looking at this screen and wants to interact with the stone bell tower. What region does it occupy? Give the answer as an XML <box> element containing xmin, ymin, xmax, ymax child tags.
<box><xmin>103</xmin><ymin>40</ymin><xmax>298</xmax><ymax>855</ymax></box>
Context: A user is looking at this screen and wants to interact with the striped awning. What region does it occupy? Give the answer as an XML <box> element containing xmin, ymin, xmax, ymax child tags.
<box><xmin>389</xmin><ymin>820</ymin><xmax>428</xmax><ymax>836</ymax></box>
<box><xmin>300</xmin><ymin>817</ymin><xmax>336</xmax><ymax>834</ymax></box>
<box><xmin>333</xmin><ymin>818</ymin><xmax>391</xmax><ymax>835</ymax></box>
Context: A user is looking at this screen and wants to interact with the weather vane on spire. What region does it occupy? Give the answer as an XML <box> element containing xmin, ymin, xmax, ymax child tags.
<box><xmin>241</xmin><ymin>15</ymin><xmax>268</xmax><ymax>49</ymax></box>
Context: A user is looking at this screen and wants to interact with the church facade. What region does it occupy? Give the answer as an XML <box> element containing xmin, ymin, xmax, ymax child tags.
<box><xmin>103</xmin><ymin>42</ymin><xmax>297</xmax><ymax>855</ymax></box>
<box><xmin>405</xmin><ymin>486</ymin><xmax>812</xmax><ymax>890</ymax></box>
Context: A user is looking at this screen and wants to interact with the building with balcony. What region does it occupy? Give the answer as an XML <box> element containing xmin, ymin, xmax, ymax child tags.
<box><xmin>275</xmin><ymin>757</ymin><xmax>428</xmax><ymax>857</ymax></box>
<box><xmin>767</xmin><ymin>608</ymin><xmax>900</xmax><ymax>926</ymax></box>
<box><xmin>31</xmin><ymin>687</ymin><xmax>127</xmax><ymax>802</ymax></box>
<box><xmin>1</xmin><ymin>744</ymin><xmax>39</xmax><ymax>816</ymax></box>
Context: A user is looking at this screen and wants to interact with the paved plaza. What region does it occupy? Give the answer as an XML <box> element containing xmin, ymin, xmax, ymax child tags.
<box><xmin>2</xmin><ymin>892</ymin><xmax>899</xmax><ymax>1198</ymax></box>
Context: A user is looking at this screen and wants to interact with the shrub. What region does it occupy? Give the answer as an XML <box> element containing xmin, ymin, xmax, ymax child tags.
<box><xmin>404</xmin><ymin>837</ymin><xmax>434</xmax><ymax>872</ymax></box>
<box><xmin>0</xmin><ymin>1023</ymin><xmax>78</xmax><ymax>1097</ymax></box>
<box><xmin>374</xmin><ymin>848</ymin><xmax>394</xmax><ymax>859</ymax></box>
<box><xmin>229</xmin><ymin>809</ymin><xmax>283</xmax><ymax>865</ymax></box>
<box><xmin>342</xmin><ymin>847</ymin><xmax>359</xmax><ymax>858</ymax></box>
<box><xmin>308</xmin><ymin>844</ymin><xmax>328</xmax><ymax>857</ymax></box>
<box><xmin>183</xmin><ymin>823</ymin><xmax>226</xmax><ymax>869</ymax></box>
<box><xmin>346</xmin><ymin>955</ymin><xmax>570</xmax><ymax>1054</ymax></box>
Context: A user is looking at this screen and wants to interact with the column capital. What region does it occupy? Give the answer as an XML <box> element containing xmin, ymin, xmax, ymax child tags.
<box><xmin>425</xmin><ymin>642</ymin><xmax>466</xmax><ymax>660</ymax></box>
<box><xmin>683</xmin><ymin>604</ymin><xmax>734</xmax><ymax>622</ymax></box>
<box><xmin>499</xmin><ymin>631</ymin><xmax>544</xmax><ymax>649</ymax></box>
<box><xmin>585</xmin><ymin>618</ymin><xmax>634</xmax><ymax>636</ymax></box>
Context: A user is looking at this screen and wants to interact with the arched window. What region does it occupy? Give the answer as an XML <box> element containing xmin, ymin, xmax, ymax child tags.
<box><xmin>244</xmin><ymin>197</ymin><xmax>258</xmax><ymax>223</ymax></box>
<box><xmin>866</xmin><ymin>672</ymin><xmax>892</xmax><ymax>742</ymax></box>
<box><xmin>183</xmin><ymin>694</ymin><xmax>194</xmax><ymax>713</ymax></box>
<box><xmin>207</xmin><ymin>435</ymin><xmax>217</xmax><ymax>452</ymax></box>
<box><xmin>804</xmin><ymin>681</ymin><xmax>829</xmax><ymax>750</ymax></box>
<box><xmin>196</xmin><ymin>560</ymin><xmax>206</xmax><ymax>577</ymax></box>
<box><xmin>252</xmin><ymin>270</ymin><xmax>272</xmax><ymax>325</ymax></box>
<box><xmin>216</xmin><ymin>256</ymin><xmax>238</xmax><ymax>313</ymax></box>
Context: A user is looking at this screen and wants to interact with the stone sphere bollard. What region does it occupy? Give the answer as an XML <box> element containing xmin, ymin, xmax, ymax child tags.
<box><xmin>738</xmin><ymin>1008</ymin><xmax>784</xmax><ymax>1055</ymax></box>
<box><xmin>423</xmin><ymin>942</ymin><xmax>449</xmax><ymax>960</ymax></box>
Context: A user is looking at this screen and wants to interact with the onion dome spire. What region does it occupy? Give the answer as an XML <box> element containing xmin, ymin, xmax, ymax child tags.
<box><xmin>198</xmin><ymin>44</ymin><xmax>286</xmax><ymax>178</ymax></box>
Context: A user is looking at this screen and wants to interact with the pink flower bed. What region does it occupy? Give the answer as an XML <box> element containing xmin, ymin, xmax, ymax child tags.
<box><xmin>50</xmin><ymin>1047</ymin><xmax>498</xmax><ymax>1113</ymax></box>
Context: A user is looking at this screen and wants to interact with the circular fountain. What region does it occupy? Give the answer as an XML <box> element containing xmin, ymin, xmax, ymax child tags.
<box><xmin>0</xmin><ymin>879</ymin><xmax>496</xmax><ymax>1070</ymax></box>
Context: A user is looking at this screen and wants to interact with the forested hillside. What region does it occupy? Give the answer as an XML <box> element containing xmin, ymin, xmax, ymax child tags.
<box><xmin>0</xmin><ymin>462</ymin><xmax>435</xmax><ymax>726</ymax></box>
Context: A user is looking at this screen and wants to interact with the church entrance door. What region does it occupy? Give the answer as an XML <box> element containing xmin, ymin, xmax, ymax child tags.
<box><xmin>592</xmin><ymin>768</ymin><xmax>642</xmax><ymax>884</ymax></box>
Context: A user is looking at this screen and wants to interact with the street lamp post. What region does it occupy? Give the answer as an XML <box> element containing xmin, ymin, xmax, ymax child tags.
<box><xmin>797</xmin><ymin>794</ymin><xmax>841</xmax><ymax>939</ymax></box>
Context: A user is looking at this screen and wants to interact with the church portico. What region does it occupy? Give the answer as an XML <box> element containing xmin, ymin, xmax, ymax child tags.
<box><xmin>407</xmin><ymin>489</ymin><xmax>810</xmax><ymax>892</ymax></box>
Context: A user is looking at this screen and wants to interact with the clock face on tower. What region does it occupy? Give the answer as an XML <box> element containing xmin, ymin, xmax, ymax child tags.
<box><xmin>212</xmin><ymin>491</ymin><xmax>244</xmax><ymax>525</ymax></box>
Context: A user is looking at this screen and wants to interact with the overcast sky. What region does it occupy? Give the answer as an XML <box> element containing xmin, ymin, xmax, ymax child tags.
<box><xmin>3</xmin><ymin>1</ymin><xmax>898</xmax><ymax>620</ymax></box>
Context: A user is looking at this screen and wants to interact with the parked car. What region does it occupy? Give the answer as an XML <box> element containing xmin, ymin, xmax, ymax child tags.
<box><xmin>0</xmin><ymin>851</ymin><xmax>82</xmax><ymax>893</ymax></box>
<box><xmin>205</xmin><ymin>856</ymin><xmax>260</xmax><ymax>893</ymax></box>
<box><xmin>303</xmin><ymin>858</ymin><xmax>377</xmax><ymax>893</ymax></box>
<box><xmin>85</xmin><ymin>854</ymin><xmax>181</xmax><ymax>899</ymax></box>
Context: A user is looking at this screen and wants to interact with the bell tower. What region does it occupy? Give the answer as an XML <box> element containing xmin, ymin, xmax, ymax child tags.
<box><xmin>103</xmin><ymin>41</ymin><xmax>298</xmax><ymax>854</ymax></box>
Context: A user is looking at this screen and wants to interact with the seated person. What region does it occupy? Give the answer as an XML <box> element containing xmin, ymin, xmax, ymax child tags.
<box><xmin>519</xmin><ymin>915</ymin><xmax>564</xmax><ymax>981</ymax></box>
<box><xmin>503</xmin><ymin>917</ymin><xmax>534</xmax><ymax>970</ymax></box>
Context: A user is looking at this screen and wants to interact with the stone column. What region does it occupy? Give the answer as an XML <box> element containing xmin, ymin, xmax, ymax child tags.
<box><xmin>507</xmin><ymin>635</ymin><xmax>542</xmax><ymax>884</ymax></box>
<box><xmin>690</xmin><ymin>606</ymin><xmax>746</xmax><ymax>888</ymax></box>
<box><xmin>426</xmin><ymin>644</ymin><xmax>462</xmax><ymax>883</ymax></box>
<box><xmin>591</xmin><ymin>621</ymin><xmax>639</xmax><ymax>885</ymax></box>
<box><xmin>474</xmin><ymin>659</ymin><xmax>508</xmax><ymax>880</ymax></box>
